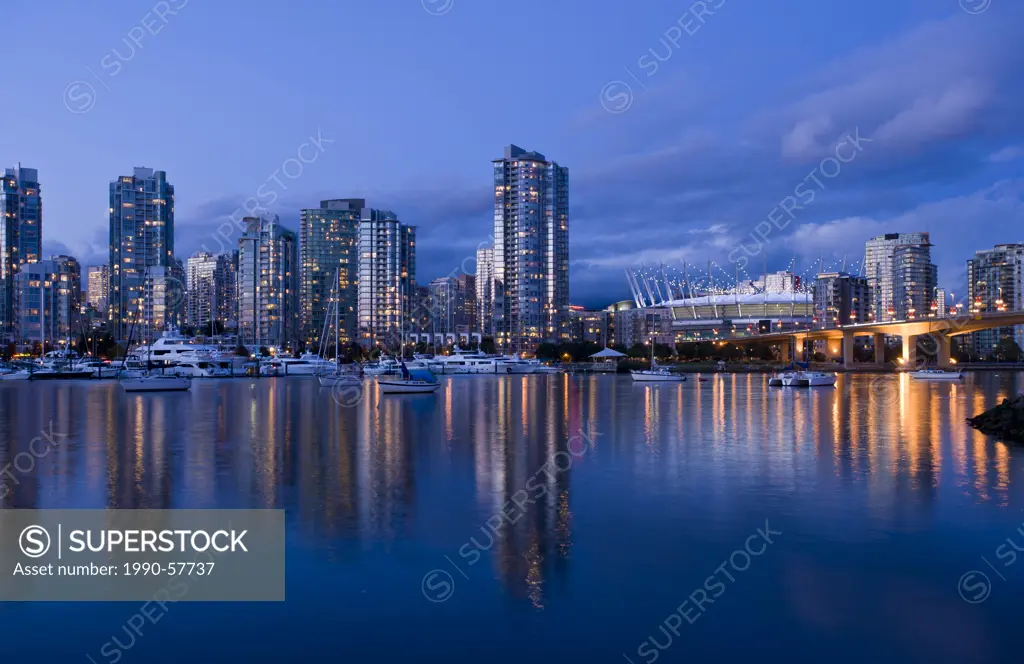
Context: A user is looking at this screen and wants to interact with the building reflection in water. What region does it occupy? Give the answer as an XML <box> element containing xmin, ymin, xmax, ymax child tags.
<box><xmin>3</xmin><ymin>372</ymin><xmax>1024</xmax><ymax>605</ymax></box>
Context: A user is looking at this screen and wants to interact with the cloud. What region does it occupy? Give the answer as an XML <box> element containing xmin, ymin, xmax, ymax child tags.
<box><xmin>988</xmin><ymin>145</ymin><xmax>1024</xmax><ymax>163</ymax></box>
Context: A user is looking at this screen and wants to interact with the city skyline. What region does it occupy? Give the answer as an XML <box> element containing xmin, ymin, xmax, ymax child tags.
<box><xmin>4</xmin><ymin>1</ymin><xmax>1020</xmax><ymax>308</ymax></box>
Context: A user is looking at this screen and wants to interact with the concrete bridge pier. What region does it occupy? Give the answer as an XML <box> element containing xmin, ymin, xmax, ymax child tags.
<box><xmin>842</xmin><ymin>331</ymin><xmax>855</xmax><ymax>369</ymax></box>
<box><xmin>779</xmin><ymin>340</ymin><xmax>791</xmax><ymax>364</ymax></box>
<box><xmin>873</xmin><ymin>333</ymin><xmax>885</xmax><ymax>367</ymax></box>
<box><xmin>902</xmin><ymin>334</ymin><xmax>919</xmax><ymax>367</ymax></box>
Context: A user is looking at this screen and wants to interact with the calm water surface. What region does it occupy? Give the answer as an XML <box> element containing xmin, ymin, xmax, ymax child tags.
<box><xmin>2</xmin><ymin>373</ymin><xmax>1024</xmax><ymax>663</ymax></box>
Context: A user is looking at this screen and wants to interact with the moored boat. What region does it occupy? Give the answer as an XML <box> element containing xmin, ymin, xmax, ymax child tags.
<box><xmin>376</xmin><ymin>361</ymin><xmax>441</xmax><ymax>394</ymax></box>
<box><xmin>631</xmin><ymin>345</ymin><xmax>685</xmax><ymax>382</ymax></box>
<box><xmin>908</xmin><ymin>368</ymin><xmax>962</xmax><ymax>381</ymax></box>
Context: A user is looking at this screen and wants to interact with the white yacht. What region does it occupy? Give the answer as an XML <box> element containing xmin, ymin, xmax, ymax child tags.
<box><xmin>132</xmin><ymin>328</ymin><xmax>236</xmax><ymax>368</ymax></box>
<box><xmin>908</xmin><ymin>368</ymin><xmax>963</xmax><ymax>381</ymax></box>
<box><xmin>501</xmin><ymin>354</ymin><xmax>537</xmax><ymax>374</ymax></box>
<box><xmin>428</xmin><ymin>347</ymin><xmax>519</xmax><ymax>374</ymax></box>
<box><xmin>72</xmin><ymin>359</ymin><xmax>116</xmax><ymax>379</ymax></box>
<box><xmin>260</xmin><ymin>354</ymin><xmax>335</xmax><ymax>377</ymax></box>
<box><xmin>170</xmin><ymin>360</ymin><xmax>231</xmax><ymax>378</ymax></box>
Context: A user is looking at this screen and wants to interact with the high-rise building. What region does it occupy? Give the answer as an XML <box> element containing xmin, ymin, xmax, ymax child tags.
<box><xmin>141</xmin><ymin>261</ymin><xmax>186</xmax><ymax>336</ymax></box>
<box><xmin>863</xmin><ymin>232</ymin><xmax>937</xmax><ymax>321</ymax></box>
<box><xmin>186</xmin><ymin>251</ymin><xmax>235</xmax><ymax>331</ymax></box>
<box><xmin>1</xmin><ymin>165</ymin><xmax>42</xmax><ymax>341</ymax></box>
<box><xmin>108</xmin><ymin>167</ymin><xmax>175</xmax><ymax>340</ymax></box>
<box><xmin>237</xmin><ymin>215</ymin><xmax>297</xmax><ymax>349</ymax></box>
<box><xmin>15</xmin><ymin>255</ymin><xmax>80</xmax><ymax>348</ymax></box>
<box><xmin>357</xmin><ymin>211</ymin><xmax>416</xmax><ymax>348</ymax></box>
<box><xmin>428</xmin><ymin>275</ymin><xmax>476</xmax><ymax>336</ymax></box>
<box><xmin>456</xmin><ymin>274</ymin><xmax>477</xmax><ymax>333</ymax></box>
<box><xmin>476</xmin><ymin>245</ymin><xmax>496</xmax><ymax>337</ymax></box>
<box><xmin>813</xmin><ymin>272</ymin><xmax>872</xmax><ymax>328</ymax></box>
<box><xmin>86</xmin><ymin>265</ymin><xmax>109</xmax><ymax>315</ymax></box>
<box><xmin>966</xmin><ymin>244</ymin><xmax>1024</xmax><ymax>355</ymax></box>
<box><xmin>299</xmin><ymin>199</ymin><xmax>362</xmax><ymax>348</ymax></box>
<box><xmin>492</xmin><ymin>145</ymin><xmax>569</xmax><ymax>352</ymax></box>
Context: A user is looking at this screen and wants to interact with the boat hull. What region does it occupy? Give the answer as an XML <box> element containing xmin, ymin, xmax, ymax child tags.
<box><xmin>120</xmin><ymin>377</ymin><xmax>192</xmax><ymax>392</ymax></box>
<box><xmin>29</xmin><ymin>370</ymin><xmax>94</xmax><ymax>381</ymax></box>
<box><xmin>376</xmin><ymin>379</ymin><xmax>441</xmax><ymax>394</ymax></box>
<box><xmin>909</xmin><ymin>372</ymin><xmax>962</xmax><ymax>381</ymax></box>
<box><xmin>631</xmin><ymin>371</ymin><xmax>685</xmax><ymax>382</ymax></box>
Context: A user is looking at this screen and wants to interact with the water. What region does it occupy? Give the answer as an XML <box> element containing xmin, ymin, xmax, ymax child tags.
<box><xmin>2</xmin><ymin>373</ymin><xmax>1024</xmax><ymax>663</ymax></box>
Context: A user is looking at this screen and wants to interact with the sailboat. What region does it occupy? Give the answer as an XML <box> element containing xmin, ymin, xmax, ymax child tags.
<box><xmin>317</xmin><ymin>268</ymin><xmax>362</xmax><ymax>388</ymax></box>
<box><xmin>630</xmin><ymin>343</ymin><xmax>686</xmax><ymax>382</ymax></box>
<box><xmin>377</xmin><ymin>361</ymin><xmax>441</xmax><ymax>394</ymax></box>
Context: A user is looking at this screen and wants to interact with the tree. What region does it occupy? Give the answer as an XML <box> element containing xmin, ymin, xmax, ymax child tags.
<box><xmin>535</xmin><ymin>343</ymin><xmax>559</xmax><ymax>360</ymax></box>
<box><xmin>234</xmin><ymin>342</ymin><xmax>250</xmax><ymax>357</ymax></box>
<box><xmin>479</xmin><ymin>337</ymin><xmax>497</xmax><ymax>354</ymax></box>
<box><xmin>653</xmin><ymin>343</ymin><xmax>674</xmax><ymax>359</ymax></box>
<box><xmin>994</xmin><ymin>338</ymin><xmax>1023</xmax><ymax>362</ymax></box>
<box><xmin>627</xmin><ymin>343</ymin><xmax>648</xmax><ymax>359</ymax></box>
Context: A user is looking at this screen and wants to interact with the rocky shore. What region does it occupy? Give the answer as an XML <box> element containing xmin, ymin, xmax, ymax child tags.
<box><xmin>968</xmin><ymin>395</ymin><xmax>1024</xmax><ymax>441</ymax></box>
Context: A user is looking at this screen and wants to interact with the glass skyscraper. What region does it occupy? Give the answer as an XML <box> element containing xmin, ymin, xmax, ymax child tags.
<box><xmin>1</xmin><ymin>165</ymin><xmax>42</xmax><ymax>341</ymax></box>
<box><xmin>108</xmin><ymin>167</ymin><xmax>175</xmax><ymax>340</ymax></box>
<box><xmin>863</xmin><ymin>232</ymin><xmax>937</xmax><ymax>322</ymax></box>
<box><xmin>492</xmin><ymin>145</ymin><xmax>569</xmax><ymax>353</ymax></box>
<box><xmin>966</xmin><ymin>243</ymin><xmax>1024</xmax><ymax>355</ymax></box>
<box><xmin>299</xmin><ymin>199</ymin><xmax>362</xmax><ymax>348</ymax></box>
<box><xmin>357</xmin><ymin>211</ymin><xmax>415</xmax><ymax>349</ymax></box>
<box><xmin>86</xmin><ymin>265</ymin><xmax>109</xmax><ymax>315</ymax></box>
<box><xmin>186</xmin><ymin>251</ymin><xmax>235</xmax><ymax>331</ymax></box>
<box><xmin>237</xmin><ymin>215</ymin><xmax>297</xmax><ymax>349</ymax></box>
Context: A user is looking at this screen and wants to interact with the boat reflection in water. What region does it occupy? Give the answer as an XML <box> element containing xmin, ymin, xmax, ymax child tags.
<box><xmin>1</xmin><ymin>373</ymin><xmax>1023</xmax><ymax>662</ymax></box>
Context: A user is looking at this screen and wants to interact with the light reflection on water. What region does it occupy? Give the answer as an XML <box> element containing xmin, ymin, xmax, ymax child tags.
<box><xmin>1</xmin><ymin>373</ymin><xmax>1023</xmax><ymax>662</ymax></box>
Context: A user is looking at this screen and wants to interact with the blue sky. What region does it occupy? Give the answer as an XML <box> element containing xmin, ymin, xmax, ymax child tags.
<box><xmin>4</xmin><ymin>0</ymin><xmax>1022</xmax><ymax>307</ymax></box>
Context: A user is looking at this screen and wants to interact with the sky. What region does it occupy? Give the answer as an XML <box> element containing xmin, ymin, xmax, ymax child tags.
<box><xmin>3</xmin><ymin>0</ymin><xmax>1023</xmax><ymax>308</ymax></box>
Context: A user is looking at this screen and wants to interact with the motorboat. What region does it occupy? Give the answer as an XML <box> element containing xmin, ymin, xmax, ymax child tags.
<box><xmin>376</xmin><ymin>362</ymin><xmax>441</xmax><ymax>394</ymax></box>
<box><xmin>908</xmin><ymin>369</ymin><xmax>963</xmax><ymax>381</ymax></box>
<box><xmin>259</xmin><ymin>354</ymin><xmax>335</xmax><ymax>377</ymax></box>
<box><xmin>72</xmin><ymin>359</ymin><xmax>117</xmax><ymax>379</ymax></box>
<box><xmin>362</xmin><ymin>355</ymin><xmax>402</xmax><ymax>376</ymax></box>
<box><xmin>803</xmin><ymin>371</ymin><xmax>838</xmax><ymax>387</ymax></box>
<box><xmin>0</xmin><ymin>369</ymin><xmax>31</xmax><ymax>381</ymax></box>
<box><xmin>120</xmin><ymin>375</ymin><xmax>192</xmax><ymax>392</ymax></box>
<box><xmin>501</xmin><ymin>354</ymin><xmax>537</xmax><ymax>374</ymax></box>
<box><xmin>631</xmin><ymin>345</ymin><xmax>685</xmax><ymax>382</ymax></box>
<box><xmin>781</xmin><ymin>371</ymin><xmax>837</xmax><ymax>387</ymax></box>
<box><xmin>169</xmin><ymin>361</ymin><xmax>231</xmax><ymax>378</ymax></box>
<box><xmin>528</xmin><ymin>360</ymin><xmax>562</xmax><ymax>374</ymax></box>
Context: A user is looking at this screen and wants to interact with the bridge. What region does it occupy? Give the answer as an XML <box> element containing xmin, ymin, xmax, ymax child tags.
<box><xmin>720</xmin><ymin>311</ymin><xmax>1024</xmax><ymax>369</ymax></box>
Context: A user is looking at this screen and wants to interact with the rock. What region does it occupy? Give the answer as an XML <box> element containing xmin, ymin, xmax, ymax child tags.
<box><xmin>968</xmin><ymin>394</ymin><xmax>1024</xmax><ymax>441</ymax></box>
